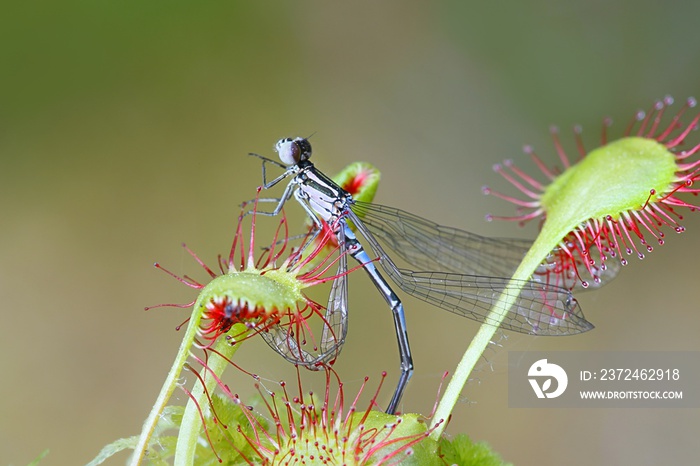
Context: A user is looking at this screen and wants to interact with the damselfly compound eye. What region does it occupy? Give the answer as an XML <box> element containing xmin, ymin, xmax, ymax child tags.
<box><xmin>295</xmin><ymin>136</ymin><xmax>312</xmax><ymax>160</ymax></box>
<box><xmin>275</xmin><ymin>136</ymin><xmax>312</xmax><ymax>165</ymax></box>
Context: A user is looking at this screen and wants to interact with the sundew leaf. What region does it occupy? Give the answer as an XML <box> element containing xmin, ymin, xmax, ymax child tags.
<box><xmin>438</xmin><ymin>434</ymin><xmax>512</xmax><ymax>466</ymax></box>
<box><xmin>192</xmin><ymin>394</ymin><xmax>269</xmax><ymax>465</ymax></box>
<box><xmin>351</xmin><ymin>411</ymin><xmax>441</xmax><ymax>466</ymax></box>
<box><xmin>86</xmin><ymin>406</ymin><xmax>184</xmax><ymax>465</ymax></box>
<box><xmin>333</xmin><ymin>161</ymin><xmax>380</xmax><ymax>203</ymax></box>
<box><xmin>86</xmin><ymin>436</ymin><xmax>141</xmax><ymax>466</ymax></box>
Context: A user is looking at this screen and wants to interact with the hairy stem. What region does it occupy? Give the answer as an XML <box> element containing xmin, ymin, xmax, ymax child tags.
<box><xmin>174</xmin><ymin>324</ymin><xmax>248</xmax><ymax>466</ymax></box>
<box><xmin>129</xmin><ymin>306</ymin><xmax>205</xmax><ymax>466</ymax></box>
<box><xmin>430</xmin><ymin>226</ymin><xmax>562</xmax><ymax>440</ymax></box>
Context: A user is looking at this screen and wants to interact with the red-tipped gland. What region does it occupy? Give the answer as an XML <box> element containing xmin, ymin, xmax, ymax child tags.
<box><xmin>149</xmin><ymin>193</ymin><xmax>353</xmax><ymax>367</ymax></box>
<box><xmin>195</xmin><ymin>367</ymin><xmax>443</xmax><ymax>465</ymax></box>
<box><xmin>485</xmin><ymin>96</ymin><xmax>700</xmax><ymax>288</ymax></box>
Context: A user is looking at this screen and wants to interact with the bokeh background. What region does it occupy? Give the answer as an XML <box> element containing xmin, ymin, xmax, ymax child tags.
<box><xmin>2</xmin><ymin>1</ymin><xmax>700</xmax><ymax>465</ymax></box>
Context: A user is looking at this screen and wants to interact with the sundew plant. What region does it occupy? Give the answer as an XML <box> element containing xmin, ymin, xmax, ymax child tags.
<box><xmin>89</xmin><ymin>165</ymin><xmax>488</xmax><ymax>465</ymax></box>
<box><xmin>89</xmin><ymin>97</ymin><xmax>699</xmax><ymax>465</ymax></box>
<box><xmin>431</xmin><ymin>96</ymin><xmax>700</xmax><ymax>434</ymax></box>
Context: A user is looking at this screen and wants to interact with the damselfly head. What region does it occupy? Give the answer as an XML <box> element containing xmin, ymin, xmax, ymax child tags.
<box><xmin>275</xmin><ymin>136</ymin><xmax>312</xmax><ymax>165</ymax></box>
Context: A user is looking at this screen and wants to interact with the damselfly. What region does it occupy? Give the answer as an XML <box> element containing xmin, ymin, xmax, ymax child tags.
<box><xmin>249</xmin><ymin>137</ymin><xmax>615</xmax><ymax>413</ymax></box>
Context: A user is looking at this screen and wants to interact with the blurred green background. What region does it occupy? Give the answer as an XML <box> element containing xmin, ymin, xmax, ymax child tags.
<box><xmin>2</xmin><ymin>1</ymin><xmax>700</xmax><ymax>465</ymax></box>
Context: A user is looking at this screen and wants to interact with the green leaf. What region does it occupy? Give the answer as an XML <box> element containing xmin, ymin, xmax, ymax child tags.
<box><xmin>191</xmin><ymin>394</ymin><xmax>269</xmax><ymax>465</ymax></box>
<box><xmin>350</xmin><ymin>411</ymin><xmax>441</xmax><ymax>466</ymax></box>
<box><xmin>438</xmin><ymin>434</ymin><xmax>512</xmax><ymax>466</ymax></box>
<box><xmin>331</xmin><ymin>161</ymin><xmax>381</xmax><ymax>204</ymax></box>
<box><xmin>26</xmin><ymin>450</ymin><xmax>49</xmax><ymax>466</ymax></box>
<box><xmin>86</xmin><ymin>406</ymin><xmax>184</xmax><ymax>465</ymax></box>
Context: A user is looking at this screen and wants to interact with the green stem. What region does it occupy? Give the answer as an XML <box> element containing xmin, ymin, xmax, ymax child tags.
<box><xmin>430</xmin><ymin>227</ymin><xmax>562</xmax><ymax>440</ymax></box>
<box><xmin>174</xmin><ymin>324</ymin><xmax>248</xmax><ymax>466</ymax></box>
<box><xmin>129</xmin><ymin>305</ymin><xmax>205</xmax><ymax>466</ymax></box>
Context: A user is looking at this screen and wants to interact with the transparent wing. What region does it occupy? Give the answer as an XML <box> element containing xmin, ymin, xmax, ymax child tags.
<box><xmin>259</xmin><ymin>237</ymin><xmax>348</xmax><ymax>369</ymax></box>
<box><xmin>351</xmin><ymin>201</ymin><xmax>621</xmax><ymax>291</ymax></box>
<box><xmin>386</xmin><ymin>269</ymin><xmax>591</xmax><ymax>335</ymax></box>
<box><xmin>346</xmin><ymin>209</ymin><xmax>593</xmax><ymax>335</ymax></box>
<box><xmin>319</xmin><ymin>227</ymin><xmax>349</xmax><ymax>361</ymax></box>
